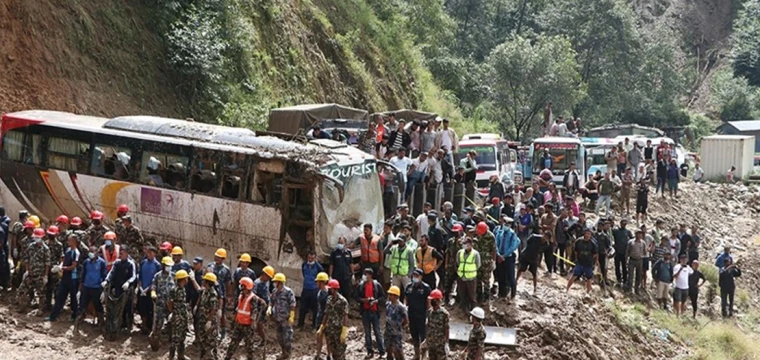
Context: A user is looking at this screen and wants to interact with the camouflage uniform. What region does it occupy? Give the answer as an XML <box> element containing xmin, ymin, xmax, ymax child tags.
<box><xmin>169</xmin><ymin>286</ymin><xmax>189</xmax><ymax>354</ymax></box>
<box><xmin>85</xmin><ymin>224</ymin><xmax>111</xmax><ymax>248</ymax></box>
<box><xmin>121</xmin><ymin>225</ymin><xmax>145</xmax><ymax>260</ymax></box>
<box><xmin>466</xmin><ymin>323</ymin><xmax>486</xmax><ymax>360</ymax></box>
<box><xmin>11</xmin><ymin>232</ymin><xmax>31</xmax><ymax>290</ymax></box>
<box><xmin>384</xmin><ymin>301</ymin><xmax>408</xmax><ymax>356</ymax></box>
<box><xmin>443</xmin><ymin>236</ymin><xmax>461</xmax><ymax>301</ymax></box>
<box><xmin>151</xmin><ymin>270</ymin><xmax>176</xmax><ymax>338</ymax></box>
<box><xmin>114</xmin><ymin>217</ymin><xmax>125</xmax><ymax>241</ymax></box>
<box><xmin>271</xmin><ymin>285</ymin><xmax>296</xmax><ymax>358</ymax></box>
<box><xmin>426</xmin><ymin>307</ymin><xmax>450</xmax><ymax>360</ymax></box>
<box><xmin>197</xmin><ymin>286</ymin><xmax>219</xmax><ymax>360</ymax></box>
<box><xmin>44</xmin><ymin>237</ymin><xmax>64</xmax><ymax>310</ymax></box>
<box><xmin>226</xmin><ymin>292</ymin><xmax>266</xmax><ymax>360</ymax></box>
<box><xmin>475</xmin><ymin>231</ymin><xmax>496</xmax><ymax>302</ymax></box>
<box><xmin>323</xmin><ymin>293</ymin><xmax>349</xmax><ymax>360</ymax></box>
<box><xmin>17</xmin><ymin>242</ymin><xmax>51</xmax><ymax>309</ymax></box>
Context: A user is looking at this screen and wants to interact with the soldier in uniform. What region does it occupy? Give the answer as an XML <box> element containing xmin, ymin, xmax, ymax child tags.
<box><xmin>44</xmin><ymin>225</ymin><xmax>64</xmax><ymax>312</ymax></box>
<box><xmin>151</xmin><ymin>256</ymin><xmax>177</xmax><ymax>342</ymax></box>
<box><xmin>197</xmin><ymin>272</ymin><xmax>219</xmax><ymax>360</ymax></box>
<box><xmin>86</xmin><ymin>210</ymin><xmax>111</xmax><ymax>248</ymax></box>
<box><xmin>9</xmin><ymin>210</ymin><xmax>29</xmax><ymax>262</ymax></box>
<box><xmin>424</xmin><ymin>290</ymin><xmax>450</xmax><ymax>360</ymax></box>
<box><xmin>171</xmin><ymin>247</ymin><xmax>199</xmax><ymax>302</ymax></box>
<box><xmin>269</xmin><ymin>273</ymin><xmax>296</xmax><ymax>360</ymax></box>
<box><xmin>17</xmin><ymin>228</ymin><xmax>51</xmax><ymax>314</ymax></box>
<box><xmin>168</xmin><ymin>270</ymin><xmax>190</xmax><ymax>360</ymax></box>
<box><xmin>314</xmin><ymin>272</ymin><xmax>331</xmax><ymax>360</ymax></box>
<box><xmin>114</xmin><ymin>204</ymin><xmax>129</xmax><ymax>241</ymax></box>
<box><xmin>11</xmin><ymin>219</ymin><xmax>34</xmax><ymax>290</ymax></box>
<box><xmin>384</xmin><ymin>285</ymin><xmax>408</xmax><ymax>360</ymax></box>
<box><xmin>208</xmin><ymin>248</ymin><xmax>232</xmax><ymax>338</ymax></box>
<box><xmin>474</xmin><ymin>222</ymin><xmax>496</xmax><ymax>303</ymax></box>
<box><xmin>233</xmin><ymin>253</ymin><xmax>256</xmax><ymax>299</ymax></box>
<box><xmin>319</xmin><ymin>279</ymin><xmax>348</xmax><ymax>360</ymax></box>
<box><xmin>224</xmin><ymin>277</ymin><xmax>266</xmax><ymax>360</ymax></box>
<box><xmin>443</xmin><ymin>223</ymin><xmax>463</xmax><ymax>304</ymax></box>
<box><xmin>465</xmin><ymin>307</ymin><xmax>486</xmax><ymax>360</ymax></box>
<box><xmin>121</xmin><ymin>215</ymin><xmax>146</xmax><ymax>260</ymax></box>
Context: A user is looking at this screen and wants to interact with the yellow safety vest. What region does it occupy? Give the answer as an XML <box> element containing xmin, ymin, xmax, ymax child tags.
<box><xmin>457</xmin><ymin>250</ymin><xmax>477</xmax><ymax>280</ymax></box>
<box><xmin>390</xmin><ymin>246</ymin><xmax>410</xmax><ymax>276</ymax></box>
<box><xmin>416</xmin><ymin>247</ymin><xmax>436</xmax><ymax>274</ymax></box>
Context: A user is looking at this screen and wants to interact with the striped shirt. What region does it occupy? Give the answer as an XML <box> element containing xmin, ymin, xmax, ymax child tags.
<box><xmin>651</xmin><ymin>244</ymin><xmax>670</xmax><ymax>264</ymax></box>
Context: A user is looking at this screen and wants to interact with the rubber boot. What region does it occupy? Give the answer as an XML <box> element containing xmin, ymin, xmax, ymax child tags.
<box><xmin>178</xmin><ymin>343</ymin><xmax>188</xmax><ymax>360</ymax></box>
<box><xmin>413</xmin><ymin>345</ymin><xmax>420</xmax><ymax>360</ymax></box>
<box><xmin>169</xmin><ymin>346</ymin><xmax>176</xmax><ymax>360</ymax></box>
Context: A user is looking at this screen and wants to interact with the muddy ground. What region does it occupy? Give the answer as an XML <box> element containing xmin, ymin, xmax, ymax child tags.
<box><xmin>0</xmin><ymin>182</ymin><xmax>758</xmax><ymax>360</ymax></box>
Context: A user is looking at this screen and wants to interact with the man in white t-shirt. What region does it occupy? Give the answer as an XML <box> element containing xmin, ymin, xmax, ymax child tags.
<box><xmin>415</xmin><ymin>203</ymin><xmax>432</xmax><ymax>240</ymax></box>
<box><xmin>672</xmin><ymin>254</ymin><xmax>693</xmax><ymax>317</ymax></box>
<box><xmin>405</xmin><ymin>152</ymin><xmax>430</xmax><ymax>199</ymax></box>
<box><xmin>693</xmin><ymin>163</ymin><xmax>704</xmax><ymax>183</ymax></box>
<box><xmin>435</xmin><ymin>118</ymin><xmax>458</xmax><ymax>164</ymax></box>
<box><xmin>390</xmin><ymin>148</ymin><xmax>413</xmax><ymax>182</ymax></box>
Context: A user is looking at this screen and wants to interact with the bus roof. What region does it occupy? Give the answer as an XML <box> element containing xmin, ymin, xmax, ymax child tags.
<box><xmin>532</xmin><ymin>137</ymin><xmax>582</xmax><ymax>144</ymax></box>
<box><xmin>461</xmin><ymin>133</ymin><xmax>501</xmax><ymax>140</ymax></box>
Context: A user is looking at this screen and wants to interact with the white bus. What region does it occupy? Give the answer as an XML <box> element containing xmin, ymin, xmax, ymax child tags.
<box><xmin>0</xmin><ymin>110</ymin><xmax>385</xmax><ymax>294</ymax></box>
<box><xmin>528</xmin><ymin>137</ymin><xmax>586</xmax><ymax>185</ymax></box>
<box><xmin>454</xmin><ymin>134</ymin><xmax>521</xmax><ymax>196</ymax></box>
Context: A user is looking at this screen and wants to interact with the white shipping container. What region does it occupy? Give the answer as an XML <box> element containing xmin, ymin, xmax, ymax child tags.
<box><xmin>700</xmin><ymin>135</ymin><xmax>755</xmax><ymax>181</ymax></box>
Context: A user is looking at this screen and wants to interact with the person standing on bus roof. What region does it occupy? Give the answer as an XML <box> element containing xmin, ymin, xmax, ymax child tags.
<box><xmin>86</xmin><ymin>210</ymin><xmax>111</xmax><ymax>248</ymax></box>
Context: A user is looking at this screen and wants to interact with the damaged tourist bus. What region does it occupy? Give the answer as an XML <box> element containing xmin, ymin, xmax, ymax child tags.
<box><xmin>0</xmin><ymin>110</ymin><xmax>384</xmax><ymax>294</ymax></box>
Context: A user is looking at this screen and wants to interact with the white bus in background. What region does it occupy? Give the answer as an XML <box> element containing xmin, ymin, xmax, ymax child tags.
<box><xmin>528</xmin><ymin>137</ymin><xmax>586</xmax><ymax>185</ymax></box>
<box><xmin>454</xmin><ymin>134</ymin><xmax>521</xmax><ymax>197</ymax></box>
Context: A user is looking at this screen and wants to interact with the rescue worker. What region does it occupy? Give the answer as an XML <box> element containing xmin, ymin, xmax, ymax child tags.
<box><xmin>86</xmin><ymin>210</ymin><xmax>111</xmax><ymax>247</ymax></box>
<box><xmin>465</xmin><ymin>307</ymin><xmax>486</xmax><ymax>360</ymax></box>
<box><xmin>353</xmin><ymin>223</ymin><xmax>383</xmax><ymax>278</ymax></box>
<box><xmin>224</xmin><ymin>277</ymin><xmax>266</xmax><ymax>360</ymax></box>
<box><xmin>17</xmin><ymin>227</ymin><xmax>51</xmax><ymax>314</ymax></box>
<box><xmin>103</xmin><ymin>247</ymin><xmax>137</xmax><ymax>331</ymax></box>
<box><xmin>54</xmin><ymin>215</ymin><xmax>70</xmax><ymax>250</ymax></box>
<box><xmin>44</xmin><ymin>225</ymin><xmax>64</xmax><ymax>312</ymax></box>
<box><xmin>444</xmin><ymin>223</ymin><xmax>464</xmax><ymax>304</ymax></box>
<box><xmin>356</xmin><ymin>268</ymin><xmax>386</xmax><ymax>357</ymax></box>
<box><xmin>151</xmin><ymin>256</ymin><xmax>177</xmax><ymax>343</ymax></box>
<box><xmin>197</xmin><ymin>272</ymin><xmax>219</xmax><ymax>360</ymax></box>
<box><xmin>28</xmin><ymin>214</ymin><xmax>41</xmax><ymax>228</ymax></box>
<box><xmin>424</xmin><ymin>289</ymin><xmax>450</xmax><ymax>360</ymax></box>
<box><xmin>427</xmin><ymin>212</ymin><xmax>447</xmax><ymax>290</ymax></box>
<box><xmin>77</xmin><ymin>244</ymin><xmax>107</xmax><ymax>329</ymax></box>
<box><xmin>46</xmin><ymin>233</ymin><xmax>80</xmax><ymax>322</ymax></box>
<box><xmin>269</xmin><ymin>273</ymin><xmax>296</xmax><ymax>359</ymax></box>
<box><xmin>11</xmin><ymin>219</ymin><xmax>35</xmax><ymax>291</ymax></box>
<box><xmin>168</xmin><ymin>270</ymin><xmax>190</xmax><ymax>360</ymax></box>
<box><xmin>233</xmin><ymin>253</ymin><xmax>256</xmax><ymax>299</ymax></box>
<box><xmin>138</xmin><ymin>246</ymin><xmax>161</xmax><ymax>334</ymax></box>
<box><xmin>457</xmin><ymin>237</ymin><xmax>480</xmax><ymax>311</ymax></box>
<box><xmin>298</xmin><ymin>251</ymin><xmax>323</xmax><ymax>331</ymax></box>
<box><xmin>314</xmin><ymin>272</ymin><xmax>331</xmax><ymax>360</ymax></box>
<box><xmin>121</xmin><ymin>215</ymin><xmax>146</xmax><ymax>260</ymax></box>
<box><xmin>415</xmin><ymin>235</ymin><xmax>443</xmax><ymax>289</ymax></box>
<box><xmin>9</xmin><ymin>210</ymin><xmax>30</xmax><ymax>273</ymax></box>
<box><xmin>254</xmin><ymin>265</ymin><xmax>275</xmax><ymax>346</ymax></box>
<box><xmin>172</xmin><ymin>246</ymin><xmax>199</xmax><ymax>302</ymax></box>
<box><xmin>384</xmin><ymin>234</ymin><xmax>415</xmax><ymax>303</ymax></box>
<box><xmin>405</xmin><ymin>269</ymin><xmax>431</xmax><ymax>360</ymax></box>
<box><xmin>384</xmin><ymin>285</ymin><xmax>408</xmax><ymax>360</ymax></box>
<box><xmin>99</xmin><ymin>231</ymin><xmax>120</xmax><ymax>272</ymax></box>
<box><xmin>114</xmin><ymin>204</ymin><xmax>129</xmax><ymax>240</ymax></box>
<box><xmin>0</xmin><ymin>207</ymin><xmax>8</xmax><ymax>290</ymax></box>
<box><xmin>474</xmin><ymin>222</ymin><xmax>496</xmax><ymax>303</ymax></box>
<box><xmin>159</xmin><ymin>241</ymin><xmax>173</xmax><ymax>261</ymax></box>
<box><xmin>320</xmin><ymin>279</ymin><xmax>349</xmax><ymax>360</ymax></box>
<box><xmin>381</xmin><ymin>221</ymin><xmax>396</xmax><ymax>289</ymax></box>
<box><xmin>70</xmin><ymin>216</ymin><xmax>90</xmax><ymax>265</ymax></box>
<box><xmin>208</xmin><ymin>248</ymin><xmax>233</xmax><ymax>338</ymax></box>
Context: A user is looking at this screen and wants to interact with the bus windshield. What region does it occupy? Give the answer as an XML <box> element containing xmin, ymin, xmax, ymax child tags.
<box><xmin>532</xmin><ymin>143</ymin><xmax>578</xmax><ymax>173</ymax></box>
<box><xmin>455</xmin><ymin>145</ymin><xmax>497</xmax><ymax>171</ymax></box>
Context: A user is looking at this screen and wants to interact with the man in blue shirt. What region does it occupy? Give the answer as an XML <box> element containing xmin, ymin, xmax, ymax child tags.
<box><xmin>715</xmin><ymin>246</ymin><xmax>733</xmax><ymax>270</ymax></box>
<box><xmin>0</xmin><ymin>207</ymin><xmax>10</xmax><ymax>289</ymax></box>
<box><xmin>46</xmin><ymin>234</ymin><xmax>81</xmax><ymax>321</ymax></box>
<box><xmin>137</xmin><ymin>246</ymin><xmax>161</xmax><ymax>334</ymax></box>
<box><xmin>495</xmin><ymin>216</ymin><xmax>520</xmax><ymax>300</ymax></box>
<box><xmin>76</xmin><ymin>245</ymin><xmax>106</xmax><ymax>327</ymax></box>
<box><xmin>298</xmin><ymin>251</ymin><xmax>324</xmax><ymax>331</ymax></box>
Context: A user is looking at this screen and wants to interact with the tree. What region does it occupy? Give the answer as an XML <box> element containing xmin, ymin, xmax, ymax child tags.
<box><xmin>484</xmin><ymin>35</ymin><xmax>585</xmax><ymax>140</ymax></box>
<box><xmin>733</xmin><ymin>0</ymin><xmax>760</xmax><ymax>86</ymax></box>
<box><xmin>710</xmin><ymin>68</ymin><xmax>760</xmax><ymax>121</ymax></box>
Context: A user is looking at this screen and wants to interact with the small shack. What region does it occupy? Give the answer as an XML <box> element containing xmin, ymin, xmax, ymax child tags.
<box><xmin>716</xmin><ymin>120</ymin><xmax>760</xmax><ymax>153</ymax></box>
<box><xmin>268</xmin><ymin>103</ymin><xmax>369</xmax><ymax>135</ymax></box>
<box><xmin>700</xmin><ymin>135</ymin><xmax>755</xmax><ymax>181</ymax></box>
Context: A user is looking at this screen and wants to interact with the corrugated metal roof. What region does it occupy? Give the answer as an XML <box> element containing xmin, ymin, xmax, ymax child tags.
<box><xmin>723</xmin><ymin>121</ymin><xmax>760</xmax><ymax>132</ymax></box>
<box><xmin>703</xmin><ymin>135</ymin><xmax>754</xmax><ymax>140</ymax></box>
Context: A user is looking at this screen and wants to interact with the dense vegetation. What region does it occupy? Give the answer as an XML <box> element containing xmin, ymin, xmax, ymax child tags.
<box><xmin>150</xmin><ymin>0</ymin><xmax>760</xmax><ymax>140</ymax></box>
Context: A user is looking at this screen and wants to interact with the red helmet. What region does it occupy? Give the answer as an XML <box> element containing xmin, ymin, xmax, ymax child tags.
<box><xmin>476</xmin><ymin>222</ymin><xmax>488</xmax><ymax>236</ymax></box>
<box><xmin>117</xmin><ymin>204</ymin><xmax>129</xmax><ymax>213</ymax></box>
<box><xmin>90</xmin><ymin>210</ymin><xmax>104</xmax><ymax>220</ymax></box>
<box><xmin>56</xmin><ymin>215</ymin><xmax>69</xmax><ymax>224</ymax></box>
<box><xmin>23</xmin><ymin>220</ymin><xmax>36</xmax><ymax>229</ymax></box>
<box><xmin>428</xmin><ymin>289</ymin><xmax>443</xmax><ymax>300</ymax></box>
<box><xmin>70</xmin><ymin>217</ymin><xmax>83</xmax><ymax>226</ymax></box>
<box><xmin>327</xmin><ymin>279</ymin><xmax>341</xmax><ymax>289</ymax></box>
<box><xmin>33</xmin><ymin>228</ymin><xmax>45</xmax><ymax>238</ymax></box>
<box><xmin>491</xmin><ymin>197</ymin><xmax>500</xmax><ymax>205</ymax></box>
<box><xmin>46</xmin><ymin>225</ymin><xmax>59</xmax><ymax>236</ymax></box>
<box><xmin>160</xmin><ymin>241</ymin><xmax>173</xmax><ymax>251</ymax></box>
<box><xmin>451</xmin><ymin>224</ymin><xmax>463</xmax><ymax>233</ymax></box>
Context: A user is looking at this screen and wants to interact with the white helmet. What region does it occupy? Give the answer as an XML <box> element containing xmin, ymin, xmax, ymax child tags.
<box><xmin>470</xmin><ymin>307</ymin><xmax>485</xmax><ymax>320</ymax></box>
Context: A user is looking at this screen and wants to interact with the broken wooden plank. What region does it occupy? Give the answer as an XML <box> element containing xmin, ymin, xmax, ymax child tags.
<box><xmin>449</xmin><ymin>322</ymin><xmax>517</xmax><ymax>346</ymax></box>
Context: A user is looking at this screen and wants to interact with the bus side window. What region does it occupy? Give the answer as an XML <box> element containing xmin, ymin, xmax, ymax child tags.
<box><xmin>250</xmin><ymin>169</ymin><xmax>283</xmax><ymax>205</ymax></box>
<box><xmin>92</xmin><ymin>145</ymin><xmax>132</xmax><ymax>180</ymax></box>
<box><xmin>221</xmin><ymin>152</ymin><xmax>245</xmax><ymax>199</ymax></box>
<box><xmin>141</xmin><ymin>151</ymin><xmax>189</xmax><ymax>190</ymax></box>
<box><xmin>1</xmin><ymin>130</ymin><xmax>41</xmax><ymax>164</ymax></box>
<box><xmin>47</xmin><ymin>137</ymin><xmax>91</xmax><ymax>172</ymax></box>
<box><xmin>190</xmin><ymin>149</ymin><xmax>221</xmax><ymax>195</ymax></box>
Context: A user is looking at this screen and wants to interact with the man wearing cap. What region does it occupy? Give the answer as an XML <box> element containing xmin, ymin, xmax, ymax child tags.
<box><xmin>44</xmin><ymin>225</ymin><xmax>65</xmax><ymax>312</ymax></box>
<box><xmin>384</xmin><ymin>234</ymin><xmax>415</xmax><ymax>303</ymax></box>
<box><xmin>391</xmin><ymin>203</ymin><xmax>413</xmax><ymax>229</ymax></box>
<box><xmin>329</xmin><ymin>237</ymin><xmax>354</xmax><ymax>301</ymax></box>
<box><xmin>137</xmin><ymin>246</ymin><xmax>161</xmax><ymax>333</ymax></box>
<box><xmin>443</xmin><ymin>223</ymin><xmax>463</xmax><ymax>303</ymax></box>
<box><xmin>46</xmin><ymin>233</ymin><xmax>80</xmax><ymax>322</ymax></box>
<box><xmin>17</xmin><ymin>227</ymin><xmax>51</xmax><ymax>313</ymax></box>
<box><xmin>120</xmin><ymin>215</ymin><xmax>146</xmax><ymax>260</ymax></box>
<box><xmin>456</xmin><ymin>237</ymin><xmax>480</xmax><ymax>311</ymax></box>
<box><xmin>486</xmin><ymin>197</ymin><xmax>502</xmax><ymax>224</ymax></box>
<box><xmin>355</xmin><ymin>268</ymin><xmax>386</xmax><ymax>358</ymax></box>
<box><xmin>208</xmin><ymin>248</ymin><xmax>232</xmax><ymax>337</ymax></box>
<box><xmin>352</xmin><ymin>223</ymin><xmax>383</xmax><ymax>279</ymax></box>
<box><xmin>86</xmin><ymin>210</ymin><xmax>111</xmax><ymax>248</ymax></box>
<box><xmin>415</xmin><ymin>235</ymin><xmax>443</xmax><ymax>288</ymax></box>
<box><xmin>405</xmin><ymin>268</ymin><xmax>431</xmax><ymax>360</ymax></box>
<box><xmin>189</xmin><ymin>256</ymin><xmax>204</xmax><ymax>332</ymax></box>
<box><xmin>466</xmin><ymin>307</ymin><xmax>486</xmax><ymax>360</ymax></box>
<box><xmin>613</xmin><ymin>220</ymin><xmax>632</xmax><ymax>287</ymax></box>
<box><xmin>495</xmin><ymin>216</ymin><xmax>520</xmax><ymax>300</ymax></box>
<box><xmin>298</xmin><ymin>251</ymin><xmax>324</xmax><ymax>331</ymax></box>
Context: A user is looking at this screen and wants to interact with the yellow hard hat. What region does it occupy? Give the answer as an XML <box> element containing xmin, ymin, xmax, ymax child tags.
<box><xmin>316</xmin><ymin>272</ymin><xmax>329</xmax><ymax>282</ymax></box>
<box><xmin>171</xmin><ymin>246</ymin><xmax>184</xmax><ymax>256</ymax></box>
<box><xmin>175</xmin><ymin>270</ymin><xmax>189</xmax><ymax>280</ymax></box>
<box><xmin>29</xmin><ymin>215</ymin><xmax>41</xmax><ymax>228</ymax></box>
<box><xmin>203</xmin><ymin>272</ymin><xmax>218</xmax><ymax>283</ymax></box>
<box><xmin>388</xmin><ymin>286</ymin><xmax>401</xmax><ymax>296</ymax></box>
<box><xmin>161</xmin><ymin>256</ymin><xmax>175</xmax><ymax>266</ymax></box>
<box><xmin>273</xmin><ymin>273</ymin><xmax>286</xmax><ymax>283</ymax></box>
<box><xmin>239</xmin><ymin>253</ymin><xmax>252</xmax><ymax>263</ymax></box>
<box><xmin>214</xmin><ymin>248</ymin><xmax>227</xmax><ymax>258</ymax></box>
<box><xmin>262</xmin><ymin>265</ymin><xmax>275</xmax><ymax>278</ymax></box>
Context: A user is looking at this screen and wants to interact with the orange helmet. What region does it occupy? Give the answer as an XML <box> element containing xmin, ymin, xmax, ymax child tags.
<box><xmin>476</xmin><ymin>222</ymin><xmax>488</xmax><ymax>236</ymax></box>
<box><xmin>239</xmin><ymin>277</ymin><xmax>254</xmax><ymax>290</ymax></box>
<box><xmin>117</xmin><ymin>204</ymin><xmax>129</xmax><ymax>213</ymax></box>
<box><xmin>70</xmin><ymin>217</ymin><xmax>83</xmax><ymax>226</ymax></box>
<box><xmin>47</xmin><ymin>226</ymin><xmax>60</xmax><ymax>236</ymax></box>
<box><xmin>23</xmin><ymin>221</ymin><xmax>36</xmax><ymax>229</ymax></box>
<box><xmin>90</xmin><ymin>210</ymin><xmax>104</xmax><ymax>220</ymax></box>
<box><xmin>327</xmin><ymin>279</ymin><xmax>341</xmax><ymax>289</ymax></box>
<box><xmin>33</xmin><ymin>228</ymin><xmax>45</xmax><ymax>238</ymax></box>
<box><xmin>104</xmin><ymin>231</ymin><xmax>117</xmax><ymax>240</ymax></box>
<box><xmin>56</xmin><ymin>215</ymin><xmax>69</xmax><ymax>224</ymax></box>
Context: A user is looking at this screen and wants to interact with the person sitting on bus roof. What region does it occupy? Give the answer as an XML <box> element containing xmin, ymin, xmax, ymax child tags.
<box><xmin>311</xmin><ymin>126</ymin><xmax>330</xmax><ymax>140</ymax></box>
